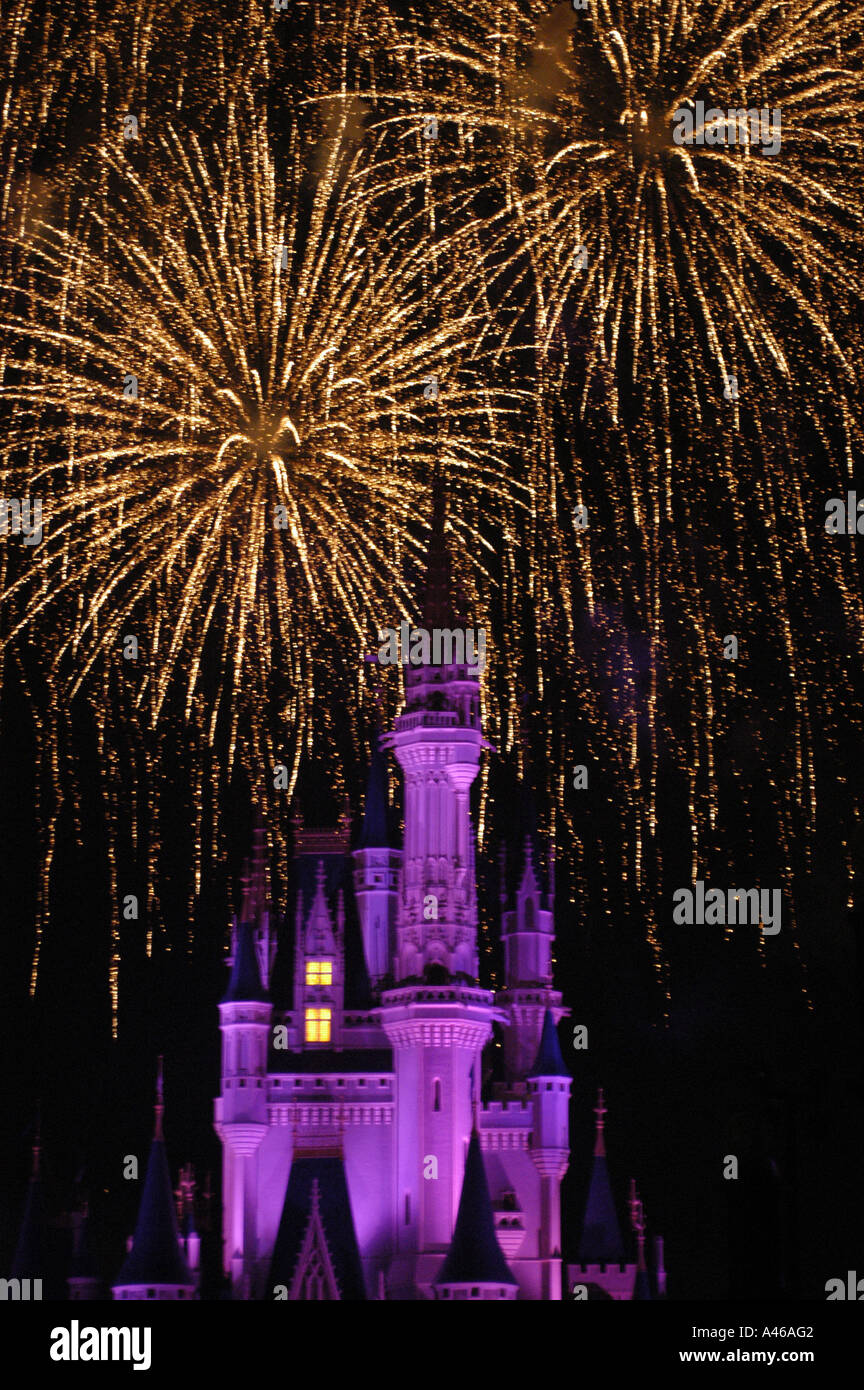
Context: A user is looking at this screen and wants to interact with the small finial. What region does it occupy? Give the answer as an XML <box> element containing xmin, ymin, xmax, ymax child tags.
<box><xmin>31</xmin><ymin>1105</ymin><xmax>42</xmax><ymax>1181</ymax></box>
<box><xmin>593</xmin><ymin>1087</ymin><xmax>607</xmax><ymax>1157</ymax></box>
<box><xmin>154</xmin><ymin>1055</ymin><xmax>165</xmax><ymax>1141</ymax></box>
<box><xmin>240</xmin><ymin>811</ymin><xmax>268</xmax><ymax>923</ymax></box>
<box><xmin>629</xmin><ymin>1179</ymin><xmax>647</xmax><ymax>1268</ymax></box>
<box><xmin>654</xmin><ymin>1234</ymin><xmax>667</xmax><ymax>1295</ymax></box>
<box><xmin>176</xmin><ymin>1162</ymin><xmax>197</xmax><ymax>1230</ymax></box>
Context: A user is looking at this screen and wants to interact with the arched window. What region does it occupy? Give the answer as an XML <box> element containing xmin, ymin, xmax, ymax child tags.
<box><xmin>433</xmin><ymin>1079</ymin><xmax>442</xmax><ymax>1112</ymax></box>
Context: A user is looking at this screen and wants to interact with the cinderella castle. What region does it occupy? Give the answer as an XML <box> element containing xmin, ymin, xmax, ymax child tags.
<box><xmin>10</xmin><ymin>505</ymin><xmax>665</xmax><ymax>1301</ymax></box>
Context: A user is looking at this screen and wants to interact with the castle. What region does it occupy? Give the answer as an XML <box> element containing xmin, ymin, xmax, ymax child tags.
<box><xmin>210</xmin><ymin>500</ymin><xmax>572</xmax><ymax>1301</ymax></box>
<box><xmin>10</xmin><ymin>507</ymin><xmax>665</xmax><ymax>1301</ymax></box>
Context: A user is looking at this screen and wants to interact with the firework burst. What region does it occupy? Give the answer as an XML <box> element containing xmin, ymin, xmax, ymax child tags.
<box><xmin>0</xmin><ymin>90</ymin><xmax>527</xmax><ymax>1019</ymax></box>
<box><xmin>342</xmin><ymin>0</ymin><xmax>864</xmax><ymax>997</ymax></box>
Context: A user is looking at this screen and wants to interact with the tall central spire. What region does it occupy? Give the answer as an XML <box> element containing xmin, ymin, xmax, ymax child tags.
<box><xmin>383</xmin><ymin>486</ymin><xmax>486</xmax><ymax>983</ymax></box>
<box><xmin>240</xmin><ymin>812</ymin><xmax>268</xmax><ymax>925</ymax></box>
<box><xmin>421</xmin><ymin>472</ymin><xmax>458</xmax><ymax>629</ymax></box>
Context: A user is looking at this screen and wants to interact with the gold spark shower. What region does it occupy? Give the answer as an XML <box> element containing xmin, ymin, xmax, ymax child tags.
<box><xmin>1</xmin><ymin>0</ymin><xmax>863</xmax><ymax>1024</ymax></box>
<box><xmin>339</xmin><ymin>0</ymin><xmax>864</xmax><ymax>993</ymax></box>
<box><xmin>0</xmin><ymin>80</ymin><xmax>527</xmax><ymax>1021</ymax></box>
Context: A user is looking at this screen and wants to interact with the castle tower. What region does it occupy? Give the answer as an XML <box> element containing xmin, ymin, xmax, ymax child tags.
<box><xmin>568</xmin><ymin>1089</ymin><xmax>635</xmax><ymax>1299</ymax></box>
<box><xmin>526</xmin><ymin>1009</ymin><xmax>572</xmax><ymax>1299</ymax></box>
<box><xmin>176</xmin><ymin>1164</ymin><xmax>201</xmax><ymax>1292</ymax></box>
<box><xmin>113</xmin><ymin>1060</ymin><xmax>196</xmax><ymax>1300</ymax></box>
<box><xmin>497</xmin><ymin>830</ymin><xmax>565</xmax><ymax>1079</ymax></box>
<box><xmin>214</xmin><ymin>921</ymin><xmax>271</xmax><ymax>1297</ymax></box>
<box><xmin>293</xmin><ymin>860</ymin><xmax>346</xmax><ymax>1046</ymax></box>
<box><xmin>379</xmin><ymin>489</ymin><xmax>504</xmax><ymax>1296</ymax></box>
<box><xmin>11</xmin><ymin>1122</ymin><xmax>47</xmax><ymax>1300</ymax></box>
<box><xmin>67</xmin><ymin>1201</ymin><xmax>102</xmax><ymax>1301</ymax></box>
<box><xmin>629</xmin><ymin>1180</ymin><xmax>652</xmax><ymax>1300</ymax></box>
<box><xmin>352</xmin><ymin>734</ymin><xmax>401</xmax><ymax>988</ymax></box>
<box><xmin>431</xmin><ymin>1129</ymin><xmax>519</xmax><ymax>1300</ymax></box>
<box><xmin>239</xmin><ymin>812</ymin><xmax>276</xmax><ymax>989</ymax></box>
<box><xmin>382</xmin><ymin>485</ymin><xmax>485</xmax><ymax>983</ymax></box>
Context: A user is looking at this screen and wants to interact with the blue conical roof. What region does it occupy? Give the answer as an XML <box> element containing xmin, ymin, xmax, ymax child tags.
<box><xmin>269</xmin><ymin>1154</ymin><xmax>367</xmax><ymax>1299</ymax></box>
<box><xmin>528</xmin><ymin>1009</ymin><xmax>569</xmax><ymax>1078</ymax></box>
<box><xmin>221</xmin><ymin>920</ymin><xmax>267</xmax><ymax>1003</ymax></box>
<box><xmin>11</xmin><ymin>1155</ymin><xmax>46</xmax><ymax>1280</ymax></box>
<box><xmin>69</xmin><ymin>1205</ymin><xmax>100</xmax><ymax>1281</ymax></box>
<box><xmin>116</xmin><ymin>1137</ymin><xmax>193</xmax><ymax>1288</ymax></box>
<box><xmin>359</xmin><ymin>737</ymin><xmax>393</xmax><ymax>849</ymax></box>
<box><xmin>434</xmin><ymin>1131</ymin><xmax>518</xmax><ymax>1288</ymax></box>
<box><xmin>578</xmin><ymin>1153</ymin><xmax>626</xmax><ymax>1264</ymax></box>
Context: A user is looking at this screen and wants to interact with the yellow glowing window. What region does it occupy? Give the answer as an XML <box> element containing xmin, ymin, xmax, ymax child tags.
<box><xmin>306</xmin><ymin>960</ymin><xmax>332</xmax><ymax>986</ymax></box>
<box><xmin>305</xmin><ymin>1007</ymin><xmax>331</xmax><ymax>1043</ymax></box>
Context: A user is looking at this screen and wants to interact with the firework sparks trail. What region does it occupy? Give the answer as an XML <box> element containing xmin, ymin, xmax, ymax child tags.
<box><xmin>330</xmin><ymin>0</ymin><xmax>864</xmax><ymax>999</ymax></box>
<box><xmin>0</xmin><ymin>79</ymin><xmax>529</xmax><ymax>1022</ymax></box>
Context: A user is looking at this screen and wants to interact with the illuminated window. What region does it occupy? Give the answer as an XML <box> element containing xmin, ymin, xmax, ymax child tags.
<box><xmin>305</xmin><ymin>1007</ymin><xmax>331</xmax><ymax>1043</ymax></box>
<box><xmin>305</xmin><ymin>960</ymin><xmax>332</xmax><ymax>987</ymax></box>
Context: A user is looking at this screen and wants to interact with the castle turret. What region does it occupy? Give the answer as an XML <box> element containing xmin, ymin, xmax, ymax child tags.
<box><xmin>526</xmin><ymin>1009</ymin><xmax>572</xmax><ymax>1299</ymax></box>
<box><xmin>629</xmin><ymin>1180</ymin><xmax>652</xmax><ymax>1300</ymax></box>
<box><xmin>239</xmin><ymin>812</ymin><xmax>276</xmax><ymax>989</ymax></box>
<box><xmin>215</xmin><ymin>920</ymin><xmax>271</xmax><ymax>1297</ymax></box>
<box><xmin>293</xmin><ymin>860</ymin><xmax>345</xmax><ymax>1045</ymax></box>
<box><xmin>431</xmin><ymin>1129</ymin><xmax>519</xmax><ymax>1300</ymax></box>
<box><xmin>11</xmin><ymin>1123</ymin><xmax>47</xmax><ymax>1300</ymax></box>
<box><xmin>67</xmin><ymin>1201</ymin><xmax>102</xmax><ymax>1301</ymax></box>
<box><xmin>352</xmin><ymin>734</ymin><xmax>401</xmax><ymax>988</ymax></box>
<box><xmin>496</xmin><ymin>826</ymin><xmax>565</xmax><ymax>1081</ymax></box>
<box><xmin>113</xmin><ymin>1061</ymin><xmax>196</xmax><ymax>1300</ymax></box>
<box><xmin>382</xmin><ymin>485</ymin><xmax>486</xmax><ymax>982</ymax></box>
<box><xmin>568</xmin><ymin>1088</ymin><xmax>635</xmax><ymax>1300</ymax></box>
<box><xmin>379</xmin><ymin>489</ymin><xmax>504</xmax><ymax>1295</ymax></box>
<box><xmin>176</xmin><ymin>1164</ymin><xmax>201</xmax><ymax>1292</ymax></box>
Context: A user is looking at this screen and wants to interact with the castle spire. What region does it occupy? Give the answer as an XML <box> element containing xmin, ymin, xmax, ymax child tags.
<box><xmin>528</xmin><ymin>1009</ymin><xmax>569</xmax><ymax>1079</ymax></box>
<box><xmin>11</xmin><ymin>1110</ymin><xmax>46</xmax><ymax>1285</ymax></box>
<box><xmin>154</xmin><ymin>1054</ymin><xmax>164</xmax><ymax>1141</ymax></box>
<box><xmin>593</xmin><ymin>1087</ymin><xmax>608</xmax><ymax>1157</ymax></box>
<box><xmin>421</xmin><ymin>471</ymin><xmax>457</xmax><ymax>629</ymax></box>
<box><xmin>353</xmin><ymin>725</ymin><xmax>401</xmax><ymax>989</ymax></box>
<box><xmin>112</xmin><ymin>1059</ymin><xmax>196</xmax><ymax>1299</ymax></box>
<box><xmin>385</xmin><ymin>485</ymin><xmax>485</xmax><ymax>981</ymax></box>
<box><xmin>68</xmin><ymin>1195</ymin><xmax>102</xmax><ymax>1301</ymax></box>
<box><xmin>432</xmin><ymin>1130</ymin><xmax>518</xmax><ymax>1298</ymax></box>
<box><xmin>359</xmin><ymin>732</ymin><xmax>393</xmax><ymax>849</ymax></box>
<box><xmin>221</xmin><ymin>916</ymin><xmax>268</xmax><ymax>1004</ymax></box>
<box><xmin>240</xmin><ymin>810</ymin><xmax>268</xmax><ymax>925</ymax></box>
<box><xmin>629</xmin><ymin>1179</ymin><xmax>652</xmax><ymax>1300</ymax></box>
<box><xmin>576</xmin><ymin>1087</ymin><xmax>626</xmax><ymax>1266</ymax></box>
